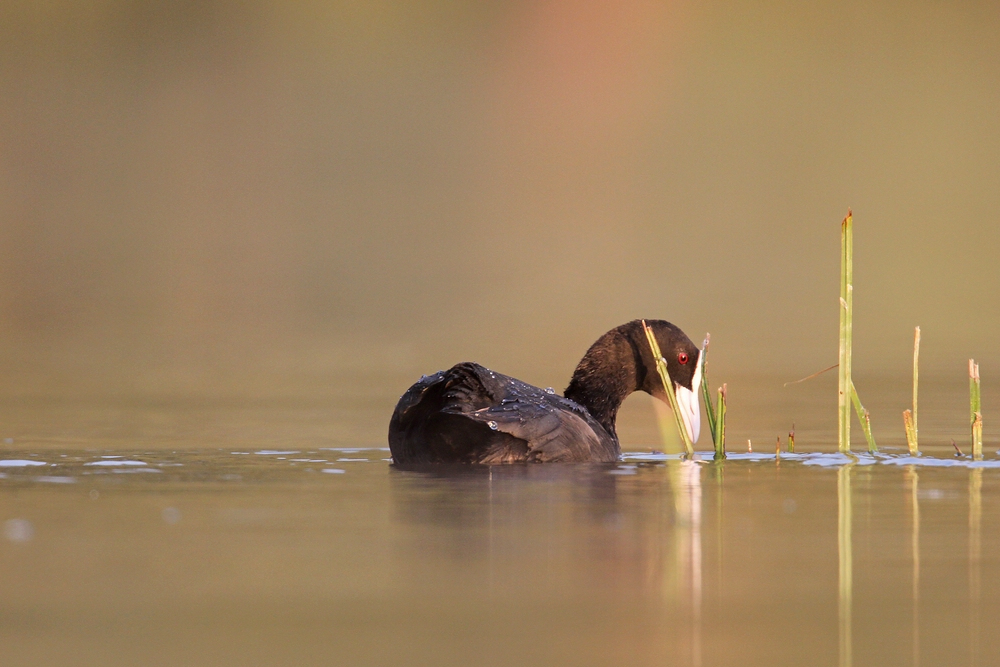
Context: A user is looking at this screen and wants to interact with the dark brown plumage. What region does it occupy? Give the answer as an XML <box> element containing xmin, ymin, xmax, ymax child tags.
<box><xmin>388</xmin><ymin>320</ymin><xmax>701</xmax><ymax>464</ymax></box>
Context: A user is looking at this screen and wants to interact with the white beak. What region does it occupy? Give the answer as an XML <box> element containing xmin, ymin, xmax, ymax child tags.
<box><xmin>674</xmin><ymin>351</ymin><xmax>702</xmax><ymax>444</ymax></box>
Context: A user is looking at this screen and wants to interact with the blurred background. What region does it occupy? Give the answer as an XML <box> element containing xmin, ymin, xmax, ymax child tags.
<box><xmin>1</xmin><ymin>0</ymin><xmax>998</xmax><ymax>408</ymax></box>
<box><xmin>4</xmin><ymin>7</ymin><xmax>1000</xmax><ymax>665</ymax></box>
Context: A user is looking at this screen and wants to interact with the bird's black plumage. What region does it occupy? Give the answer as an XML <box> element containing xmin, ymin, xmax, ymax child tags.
<box><xmin>388</xmin><ymin>320</ymin><xmax>700</xmax><ymax>464</ymax></box>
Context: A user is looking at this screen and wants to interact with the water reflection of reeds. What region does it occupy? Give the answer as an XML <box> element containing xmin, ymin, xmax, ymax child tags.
<box><xmin>838</xmin><ymin>464</ymin><xmax>853</xmax><ymax>667</ymax></box>
<box><xmin>906</xmin><ymin>466</ymin><xmax>920</xmax><ymax>667</ymax></box>
<box><xmin>969</xmin><ymin>467</ymin><xmax>982</xmax><ymax>666</ymax></box>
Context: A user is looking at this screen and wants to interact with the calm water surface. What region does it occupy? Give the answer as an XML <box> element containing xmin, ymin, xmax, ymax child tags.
<box><xmin>1</xmin><ymin>377</ymin><xmax>997</xmax><ymax>667</ymax></box>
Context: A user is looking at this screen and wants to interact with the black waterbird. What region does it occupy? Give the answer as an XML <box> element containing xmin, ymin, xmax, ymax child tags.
<box><xmin>388</xmin><ymin>320</ymin><xmax>702</xmax><ymax>464</ymax></box>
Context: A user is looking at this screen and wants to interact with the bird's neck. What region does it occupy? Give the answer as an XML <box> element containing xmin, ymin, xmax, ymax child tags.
<box><xmin>563</xmin><ymin>328</ymin><xmax>644</xmax><ymax>441</ymax></box>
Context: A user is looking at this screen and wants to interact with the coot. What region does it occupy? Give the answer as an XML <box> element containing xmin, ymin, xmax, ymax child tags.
<box><xmin>388</xmin><ymin>320</ymin><xmax>701</xmax><ymax>464</ymax></box>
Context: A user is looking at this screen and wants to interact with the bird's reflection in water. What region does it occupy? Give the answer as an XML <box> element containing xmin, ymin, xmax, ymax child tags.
<box><xmin>388</xmin><ymin>460</ymin><xmax>706</xmax><ymax>663</ymax></box>
<box><xmin>390</xmin><ymin>463</ymin><xmax>626</xmax><ymax>530</ymax></box>
<box><xmin>388</xmin><ymin>462</ymin><xmax>691</xmax><ymax>584</ymax></box>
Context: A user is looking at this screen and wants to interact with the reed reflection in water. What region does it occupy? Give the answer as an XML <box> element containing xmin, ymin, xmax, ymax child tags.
<box><xmin>969</xmin><ymin>468</ymin><xmax>983</xmax><ymax>666</ymax></box>
<box><xmin>838</xmin><ymin>463</ymin><xmax>853</xmax><ymax>667</ymax></box>
<box><xmin>907</xmin><ymin>466</ymin><xmax>921</xmax><ymax>667</ymax></box>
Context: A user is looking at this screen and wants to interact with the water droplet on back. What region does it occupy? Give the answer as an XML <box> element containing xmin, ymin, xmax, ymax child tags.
<box><xmin>545</xmin><ymin>387</ymin><xmax>555</xmax><ymax>394</ymax></box>
<box><xmin>488</xmin><ymin>421</ymin><xmax>498</xmax><ymax>430</ymax></box>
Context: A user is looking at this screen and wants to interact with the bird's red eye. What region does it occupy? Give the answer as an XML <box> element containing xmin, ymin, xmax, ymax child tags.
<box><xmin>678</xmin><ymin>353</ymin><xmax>689</xmax><ymax>365</ymax></box>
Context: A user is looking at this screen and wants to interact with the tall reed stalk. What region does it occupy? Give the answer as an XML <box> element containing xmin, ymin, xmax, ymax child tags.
<box><xmin>838</xmin><ymin>212</ymin><xmax>852</xmax><ymax>453</ymax></box>
<box><xmin>970</xmin><ymin>360</ymin><xmax>982</xmax><ymax>460</ymax></box>
<box><xmin>642</xmin><ymin>320</ymin><xmax>694</xmax><ymax>456</ymax></box>
<box><xmin>837</xmin><ymin>210</ymin><xmax>878</xmax><ymax>454</ymax></box>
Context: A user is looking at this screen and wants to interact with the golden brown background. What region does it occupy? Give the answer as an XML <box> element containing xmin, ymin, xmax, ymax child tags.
<box><xmin>2</xmin><ymin>0</ymin><xmax>999</xmax><ymax>397</ymax></box>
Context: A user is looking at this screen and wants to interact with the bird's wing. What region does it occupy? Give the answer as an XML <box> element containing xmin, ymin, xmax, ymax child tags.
<box><xmin>459</xmin><ymin>401</ymin><xmax>605</xmax><ymax>462</ymax></box>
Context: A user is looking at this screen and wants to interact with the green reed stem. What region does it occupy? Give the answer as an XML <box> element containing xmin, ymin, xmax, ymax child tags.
<box><xmin>714</xmin><ymin>384</ymin><xmax>727</xmax><ymax>461</ymax></box>
<box><xmin>973</xmin><ymin>413</ymin><xmax>983</xmax><ymax>461</ymax></box>
<box><xmin>642</xmin><ymin>320</ymin><xmax>694</xmax><ymax>456</ymax></box>
<box><xmin>970</xmin><ymin>360</ymin><xmax>980</xmax><ymax>422</ymax></box>
<box><xmin>701</xmin><ymin>335</ymin><xmax>717</xmax><ymax>446</ymax></box>
<box><xmin>903</xmin><ymin>409</ymin><xmax>918</xmax><ymax>456</ymax></box>
<box><xmin>788</xmin><ymin>424</ymin><xmax>795</xmax><ymax>453</ymax></box>
<box><xmin>970</xmin><ymin>360</ymin><xmax>982</xmax><ymax>460</ymax></box>
<box><xmin>839</xmin><ymin>211</ymin><xmax>853</xmax><ymax>453</ymax></box>
<box><xmin>850</xmin><ymin>381</ymin><xmax>877</xmax><ymax>453</ymax></box>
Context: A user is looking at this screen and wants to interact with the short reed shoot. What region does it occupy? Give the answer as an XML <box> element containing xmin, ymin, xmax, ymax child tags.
<box><xmin>850</xmin><ymin>381</ymin><xmax>877</xmax><ymax>453</ymax></box>
<box><xmin>714</xmin><ymin>384</ymin><xmax>728</xmax><ymax>460</ymax></box>
<box><xmin>970</xmin><ymin>360</ymin><xmax>982</xmax><ymax>460</ymax></box>
<box><xmin>788</xmin><ymin>425</ymin><xmax>795</xmax><ymax>453</ymax></box>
